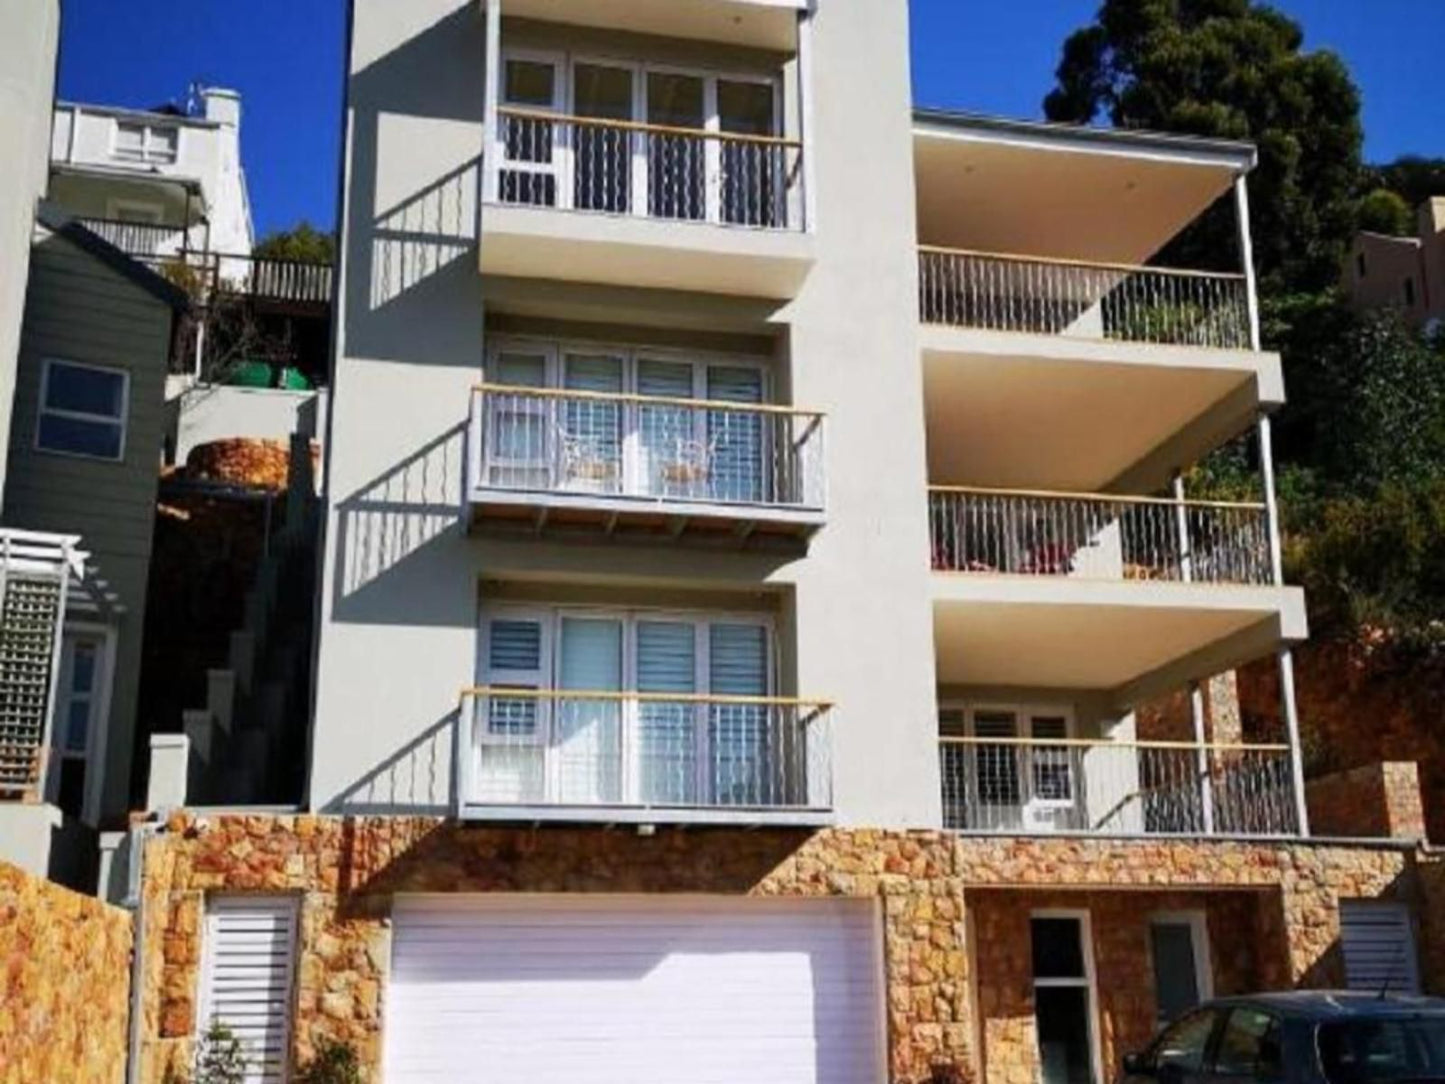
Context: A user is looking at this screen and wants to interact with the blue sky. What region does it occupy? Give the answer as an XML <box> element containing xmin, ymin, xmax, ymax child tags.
<box><xmin>57</xmin><ymin>0</ymin><xmax>1443</xmax><ymax>238</ymax></box>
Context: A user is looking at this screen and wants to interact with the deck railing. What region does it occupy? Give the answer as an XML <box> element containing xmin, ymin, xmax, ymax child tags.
<box><xmin>77</xmin><ymin>217</ymin><xmax>188</xmax><ymax>258</ymax></box>
<box><xmin>939</xmin><ymin>736</ymin><xmax>1299</xmax><ymax>837</ymax></box>
<box><xmin>493</xmin><ymin>107</ymin><xmax>805</xmax><ymax>230</ymax></box>
<box><xmin>918</xmin><ymin>247</ymin><xmax>1252</xmax><ymax>350</ymax></box>
<box><xmin>460</xmin><ymin>688</ymin><xmax>833</xmax><ymax>814</ymax></box>
<box><xmin>469</xmin><ymin>384</ymin><xmax>826</xmax><ymax>512</ymax></box>
<box><xmin>929</xmin><ymin>486</ymin><xmax>1272</xmax><ymax>586</ymax></box>
<box><xmin>218</xmin><ymin>258</ymin><xmax>334</xmax><ymax>306</ymax></box>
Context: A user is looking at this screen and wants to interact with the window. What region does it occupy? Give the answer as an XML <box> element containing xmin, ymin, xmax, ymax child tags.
<box><xmin>1214</xmin><ymin>1007</ymin><xmax>1283</xmax><ymax>1081</ymax></box>
<box><xmin>53</xmin><ymin>633</ymin><xmax>107</xmax><ymax>820</ymax></box>
<box><xmin>36</xmin><ymin>360</ymin><xmax>128</xmax><ymax>461</ymax></box>
<box><xmin>1340</xmin><ymin>901</ymin><xmax>1421</xmax><ymax>995</ymax></box>
<box><xmin>1031</xmin><ymin>914</ymin><xmax>1098</xmax><ymax>1084</ymax></box>
<box><xmin>954</xmin><ymin>704</ymin><xmax>1078</xmax><ymax>830</ymax></box>
<box><xmin>113</xmin><ymin>120</ymin><xmax>178</xmax><ymax>164</ymax></box>
<box><xmin>1150</xmin><ymin>913</ymin><xmax>1212</xmax><ymax>1026</ymax></box>
<box><xmin>1318</xmin><ymin>1017</ymin><xmax>1445</xmax><ymax>1084</ymax></box>
<box><xmin>1149</xmin><ymin>1008</ymin><xmax>1220</xmax><ymax>1075</ymax></box>
<box><xmin>1404</xmin><ymin>277</ymin><xmax>1417</xmax><ymax>307</ymax></box>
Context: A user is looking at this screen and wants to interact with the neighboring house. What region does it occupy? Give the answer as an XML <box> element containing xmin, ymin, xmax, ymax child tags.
<box><xmin>1345</xmin><ymin>197</ymin><xmax>1445</xmax><ymax>331</ymax></box>
<box><xmin>49</xmin><ymin>87</ymin><xmax>254</xmax><ymax>266</ymax></box>
<box><xmin>126</xmin><ymin>4</ymin><xmax>1445</xmax><ymax>1084</ymax></box>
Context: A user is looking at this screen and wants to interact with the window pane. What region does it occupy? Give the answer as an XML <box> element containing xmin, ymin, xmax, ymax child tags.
<box><xmin>636</xmin><ymin>622</ymin><xmax>697</xmax><ymax>805</ymax></box>
<box><xmin>115</xmin><ymin>122</ymin><xmax>145</xmax><ymax>157</ymax></box>
<box><xmin>65</xmin><ymin>700</ymin><xmax>91</xmax><ymax>752</ymax></box>
<box><xmin>493</xmin><ymin>352</ymin><xmax>546</xmax><ymax>388</ymax></box>
<box><xmin>1214</xmin><ymin>1008</ymin><xmax>1282</xmax><ymax>1080</ymax></box>
<box><xmin>647</xmin><ymin>73</ymin><xmax>706</xmax><ymax>221</ymax></box>
<box><xmin>1318</xmin><ymin>1018</ymin><xmax>1445</xmax><ymax>1083</ymax></box>
<box><xmin>1152</xmin><ymin>1009</ymin><xmax>1218</xmax><ymax>1074</ymax></box>
<box><xmin>976</xmin><ymin>711</ymin><xmax>1021</xmax><ymax>806</ymax></box>
<box><xmin>38</xmin><ymin>415</ymin><xmax>123</xmax><ymax>459</ymax></box>
<box><xmin>505</xmin><ymin>60</ymin><xmax>555</xmax><ymax>107</ymax></box>
<box><xmin>489</xmin><ymin>620</ymin><xmax>541</xmax><ymax>671</ymax></box>
<box><xmin>573</xmin><ymin>64</ymin><xmax>633</xmax><ymax>213</ymax></box>
<box><xmin>1150</xmin><ymin>922</ymin><xmax>1202</xmax><ymax>1025</ymax></box>
<box><xmin>557</xmin><ymin>618</ymin><xmax>622</xmax><ymax>804</ymax></box>
<box><xmin>1035</xmin><ymin>986</ymin><xmax>1095</xmax><ymax>1084</ymax></box>
<box><xmin>71</xmin><ymin>644</ymin><xmax>97</xmax><ymax>694</ymax></box>
<box><xmin>717</xmin><ymin>81</ymin><xmax>776</xmax><ymax>137</ymax></box>
<box><xmin>149</xmin><ymin>126</ymin><xmax>179</xmax><ymax>161</ymax></box>
<box><xmin>1031</xmin><ymin>917</ymin><xmax>1086</xmax><ymax>980</ymax></box>
<box><xmin>46</xmin><ymin>364</ymin><xmax>125</xmax><ymax>418</ymax></box>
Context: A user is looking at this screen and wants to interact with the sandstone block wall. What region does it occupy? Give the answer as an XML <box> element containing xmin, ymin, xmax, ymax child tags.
<box><xmin>1307</xmin><ymin>762</ymin><xmax>1427</xmax><ymax>840</ymax></box>
<box><xmin>0</xmin><ymin>859</ymin><xmax>134</xmax><ymax>1084</ymax></box>
<box><xmin>134</xmin><ymin>814</ymin><xmax>1443</xmax><ymax>1084</ymax></box>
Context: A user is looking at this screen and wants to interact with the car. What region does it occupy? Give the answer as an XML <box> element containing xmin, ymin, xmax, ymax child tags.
<box><xmin>1118</xmin><ymin>991</ymin><xmax>1445</xmax><ymax>1084</ymax></box>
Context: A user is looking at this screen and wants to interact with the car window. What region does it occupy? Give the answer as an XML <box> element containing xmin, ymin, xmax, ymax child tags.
<box><xmin>1318</xmin><ymin>1017</ymin><xmax>1445</xmax><ymax>1083</ymax></box>
<box><xmin>1152</xmin><ymin>1008</ymin><xmax>1220</xmax><ymax>1073</ymax></box>
<box><xmin>1213</xmin><ymin>1008</ymin><xmax>1284</xmax><ymax>1080</ymax></box>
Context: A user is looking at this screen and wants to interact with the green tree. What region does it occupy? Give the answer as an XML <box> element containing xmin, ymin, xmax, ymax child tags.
<box><xmin>1357</xmin><ymin>188</ymin><xmax>1413</xmax><ymax>236</ymax></box>
<box><xmin>1044</xmin><ymin>0</ymin><xmax>1363</xmax><ymax>296</ymax></box>
<box><xmin>1366</xmin><ymin>156</ymin><xmax>1445</xmax><ymax>209</ymax></box>
<box><xmin>253</xmin><ymin>221</ymin><xmax>335</xmax><ymax>265</ymax></box>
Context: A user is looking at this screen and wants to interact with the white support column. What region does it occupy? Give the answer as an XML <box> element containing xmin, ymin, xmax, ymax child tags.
<box><xmin>1257</xmin><ymin>414</ymin><xmax>1284</xmax><ymax>586</ymax></box>
<box><xmin>1234</xmin><ymin>174</ymin><xmax>1262</xmax><ymax>351</ymax></box>
<box><xmin>1189</xmin><ymin>680</ymin><xmax>1215</xmax><ymax>835</ymax></box>
<box><xmin>481</xmin><ymin>0</ymin><xmax>502</xmax><ymax>207</ymax></box>
<box><xmin>796</xmin><ymin>4</ymin><xmax>817</xmax><ymax>233</ymax></box>
<box><xmin>1277</xmin><ymin>648</ymin><xmax>1311</xmax><ymax>836</ymax></box>
<box><xmin>1171</xmin><ymin>470</ymin><xmax>1193</xmax><ymax>583</ymax></box>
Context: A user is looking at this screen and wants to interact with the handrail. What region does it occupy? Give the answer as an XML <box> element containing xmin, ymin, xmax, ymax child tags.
<box><xmin>938</xmin><ymin>735</ymin><xmax>1289</xmax><ymax>753</ymax></box>
<box><xmin>474</xmin><ymin>382</ymin><xmax>825</xmax><ymax>418</ymax></box>
<box><xmin>917</xmin><ymin>244</ymin><xmax>1248</xmax><ymax>281</ymax></box>
<box><xmin>498</xmin><ymin>105</ymin><xmax>803</xmax><ymax>149</ymax></box>
<box><xmin>928</xmin><ymin>484</ymin><xmax>1266</xmax><ymax>512</ymax></box>
<box><xmin>460</xmin><ymin>686</ymin><xmax>834</xmax><ymax>711</ymax></box>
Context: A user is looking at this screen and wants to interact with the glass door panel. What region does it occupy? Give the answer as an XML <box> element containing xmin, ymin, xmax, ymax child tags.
<box><xmin>573</xmin><ymin>63</ymin><xmax>634</xmax><ymax>213</ymax></box>
<box><xmin>635</xmin><ymin>622</ymin><xmax>698</xmax><ymax>805</ymax></box>
<box><xmin>717</xmin><ymin>80</ymin><xmax>780</xmax><ymax>226</ymax></box>
<box><xmin>708</xmin><ymin>623</ymin><xmax>770</xmax><ymax>806</ymax></box>
<box><xmin>560</xmin><ymin>354</ymin><xmax>624</xmax><ymax>493</ymax></box>
<box><xmin>486</xmin><ymin>351</ymin><xmax>550</xmax><ymax>489</ymax></box>
<box><xmin>636</xmin><ymin>359</ymin><xmax>698</xmax><ymax>499</ymax></box>
<box><xmin>555</xmin><ymin>617</ymin><xmax>623</xmax><ymax>803</ymax></box>
<box><xmin>706</xmin><ymin>366</ymin><xmax>764</xmax><ymax>504</ymax></box>
<box><xmin>647</xmin><ymin>73</ymin><xmax>706</xmax><ymax>221</ymax></box>
<box><xmin>499</xmin><ymin>58</ymin><xmax>562</xmax><ymax>206</ymax></box>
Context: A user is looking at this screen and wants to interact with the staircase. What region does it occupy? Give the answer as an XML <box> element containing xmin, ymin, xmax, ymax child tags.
<box><xmin>183</xmin><ymin>435</ymin><xmax>319</xmax><ymax>805</ymax></box>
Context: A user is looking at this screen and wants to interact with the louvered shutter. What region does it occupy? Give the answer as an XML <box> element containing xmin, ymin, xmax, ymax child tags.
<box><xmin>706</xmin><ymin>366</ymin><xmax>764</xmax><ymax>503</ymax></box>
<box><xmin>636</xmin><ymin>622</ymin><xmax>698</xmax><ymax>803</ymax></box>
<box><xmin>1341</xmin><ymin>901</ymin><xmax>1421</xmax><ymax>994</ymax></box>
<box><xmin>708</xmin><ymin>623</ymin><xmax>770</xmax><ymax>805</ymax></box>
<box><xmin>199</xmin><ymin>897</ymin><xmax>299</xmax><ymax>1084</ymax></box>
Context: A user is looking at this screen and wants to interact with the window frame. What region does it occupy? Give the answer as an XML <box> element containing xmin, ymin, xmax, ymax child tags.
<box><xmin>1029</xmin><ymin>908</ymin><xmax>1104</xmax><ymax>1084</ymax></box>
<box><xmin>110</xmin><ymin>118</ymin><xmax>181</xmax><ymax>165</ymax></box>
<box><xmin>959</xmin><ymin>701</ymin><xmax>1079</xmax><ymax>814</ymax></box>
<box><xmin>35</xmin><ymin>358</ymin><xmax>130</xmax><ymax>463</ymax></box>
<box><xmin>44</xmin><ymin>624</ymin><xmax>118</xmax><ymax>826</ymax></box>
<box><xmin>1210</xmin><ymin>1005</ymin><xmax>1285</xmax><ymax>1081</ymax></box>
<box><xmin>1148</xmin><ymin>910</ymin><xmax>1215</xmax><ymax>1027</ymax></box>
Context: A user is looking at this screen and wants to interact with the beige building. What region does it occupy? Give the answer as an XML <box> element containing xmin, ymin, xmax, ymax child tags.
<box><xmin>124</xmin><ymin>4</ymin><xmax>1445</xmax><ymax>1084</ymax></box>
<box><xmin>1345</xmin><ymin>197</ymin><xmax>1445</xmax><ymax>329</ymax></box>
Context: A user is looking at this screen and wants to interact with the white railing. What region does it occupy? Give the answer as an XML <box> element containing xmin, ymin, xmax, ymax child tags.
<box><xmin>78</xmin><ymin>217</ymin><xmax>189</xmax><ymax>258</ymax></box>
<box><xmin>219</xmin><ymin>257</ymin><xmax>334</xmax><ymax>306</ymax></box>
<box><xmin>939</xmin><ymin>737</ymin><xmax>1299</xmax><ymax>837</ymax></box>
<box><xmin>918</xmin><ymin>248</ymin><xmax>1252</xmax><ymax>350</ymax></box>
<box><xmin>460</xmin><ymin>688</ymin><xmax>833</xmax><ymax>814</ymax></box>
<box><xmin>493</xmin><ymin>107</ymin><xmax>805</xmax><ymax>230</ymax></box>
<box><xmin>469</xmin><ymin>384</ymin><xmax>826</xmax><ymax>513</ymax></box>
<box><xmin>929</xmin><ymin>487</ymin><xmax>1273</xmax><ymax>586</ymax></box>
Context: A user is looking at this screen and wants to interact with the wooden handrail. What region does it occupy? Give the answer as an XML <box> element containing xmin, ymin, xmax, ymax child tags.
<box><xmin>918</xmin><ymin>244</ymin><xmax>1248</xmax><ymax>282</ymax></box>
<box><xmin>498</xmin><ymin>105</ymin><xmax>803</xmax><ymax>149</ymax></box>
<box><xmin>928</xmin><ymin>484</ymin><xmax>1266</xmax><ymax>512</ymax></box>
<box><xmin>460</xmin><ymin>686</ymin><xmax>834</xmax><ymax>711</ymax></box>
<box><xmin>939</xmin><ymin>735</ymin><xmax>1290</xmax><ymax>753</ymax></box>
<box><xmin>474</xmin><ymin>382</ymin><xmax>825</xmax><ymax>418</ymax></box>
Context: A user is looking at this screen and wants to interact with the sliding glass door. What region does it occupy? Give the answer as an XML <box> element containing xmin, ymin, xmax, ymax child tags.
<box><xmin>555</xmin><ymin>617</ymin><xmax>623</xmax><ymax>804</ymax></box>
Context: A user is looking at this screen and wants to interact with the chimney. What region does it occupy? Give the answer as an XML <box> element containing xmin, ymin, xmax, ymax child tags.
<box><xmin>200</xmin><ymin>86</ymin><xmax>241</xmax><ymax>129</ymax></box>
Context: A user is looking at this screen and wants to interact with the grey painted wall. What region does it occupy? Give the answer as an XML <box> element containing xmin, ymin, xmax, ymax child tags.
<box><xmin>5</xmin><ymin>225</ymin><xmax>172</xmax><ymax>824</ymax></box>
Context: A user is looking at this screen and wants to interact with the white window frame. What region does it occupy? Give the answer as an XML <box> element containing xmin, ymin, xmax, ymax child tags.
<box><xmin>1030</xmin><ymin>908</ymin><xmax>1104</xmax><ymax>1084</ymax></box>
<box><xmin>35</xmin><ymin>358</ymin><xmax>130</xmax><ymax>463</ymax></box>
<box><xmin>961</xmin><ymin>702</ymin><xmax>1078</xmax><ymax>816</ymax></box>
<box><xmin>44</xmin><ymin>623</ymin><xmax>118</xmax><ymax>826</ymax></box>
<box><xmin>110</xmin><ymin>118</ymin><xmax>181</xmax><ymax>165</ymax></box>
<box><xmin>1148</xmin><ymin>910</ymin><xmax>1214</xmax><ymax>1026</ymax></box>
<box><xmin>476</xmin><ymin>603</ymin><xmax>776</xmax><ymax>806</ymax></box>
<box><xmin>495</xmin><ymin>49</ymin><xmax>567</xmax><ymax>207</ymax></box>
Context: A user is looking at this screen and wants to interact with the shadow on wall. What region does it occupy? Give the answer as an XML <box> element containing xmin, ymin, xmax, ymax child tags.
<box><xmin>331</xmin><ymin>421</ymin><xmax>467</xmax><ymax>625</ymax></box>
<box><xmin>327</xmin><ymin>710</ymin><xmax>458</xmax><ymax>816</ymax></box>
<box><xmin>345</xmin><ymin>4</ymin><xmax>486</xmax><ymax>366</ymax></box>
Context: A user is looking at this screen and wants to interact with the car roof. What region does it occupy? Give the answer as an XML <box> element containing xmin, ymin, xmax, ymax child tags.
<box><xmin>1208</xmin><ymin>992</ymin><xmax>1445</xmax><ymax>1020</ymax></box>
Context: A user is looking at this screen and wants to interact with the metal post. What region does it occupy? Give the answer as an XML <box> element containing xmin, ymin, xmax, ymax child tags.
<box><xmin>1277</xmin><ymin>648</ymin><xmax>1311</xmax><ymax>836</ymax></box>
<box><xmin>1189</xmin><ymin>680</ymin><xmax>1215</xmax><ymax>835</ymax></box>
<box><xmin>1257</xmin><ymin>415</ymin><xmax>1284</xmax><ymax>586</ymax></box>
<box><xmin>1234</xmin><ymin>174</ymin><xmax>1262</xmax><ymax>351</ymax></box>
<box><xmin>1171</xmin><ymin>470</ymin><xmax>1193</xmax><ymax>583</ymax></box>
<box><xmin>481</xmin><ymin>0</ymin><xmax>502</xmax><ymax>207</ymax></box>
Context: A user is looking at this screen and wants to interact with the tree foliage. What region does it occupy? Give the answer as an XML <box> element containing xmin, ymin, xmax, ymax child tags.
<box><xmin>1365</xmin><ymin>156</ymin><xmax>1445</xmax><ymax>210</ymax></box>
<box><xmin>1044</xmin><ymin>0</ymin><xmax>1363</xmax><ymax>295</ymax></box>
<box><xmin>1356</xmin><ymin>188</ymin><xmax>1413</xmax><ymax>237</ymax></box>
<box><xmin>253</xmin><ymin>221</ymin><xmax>335</xmax><ymax>265</ymax></box>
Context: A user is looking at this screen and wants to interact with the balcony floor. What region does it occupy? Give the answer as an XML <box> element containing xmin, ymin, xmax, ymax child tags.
<box><xmin>458</xmin><ymin>803</ymin><xmax>834</xmax><ymax>827</ymax></box>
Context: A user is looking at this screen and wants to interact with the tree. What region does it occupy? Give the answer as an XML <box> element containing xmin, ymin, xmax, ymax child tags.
<box><xmin>1044</xmin><ymin>0</ymin><xmax>1364</xmax><ymax>296</ymax></box>
<box><xmin>1366</xmin><ymin>156</ymin><xmax>1445</xmax><ymax>209</ymax></box>
<box><xmin>1357</xmin><ymin>188</ymin><xmax>1413</xmax><ymax>237</ymax></box>
<box><xmin>253</xmin><ymin>221</ymin><xmax>335</xmax><ymax>265</ymax></box>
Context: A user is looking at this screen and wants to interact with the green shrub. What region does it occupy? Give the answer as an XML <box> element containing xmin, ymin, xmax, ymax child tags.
<box><xmin>295</xmin><ymin>1037</ymin><xmax>363</xmax><ymax>1084</ymax></box>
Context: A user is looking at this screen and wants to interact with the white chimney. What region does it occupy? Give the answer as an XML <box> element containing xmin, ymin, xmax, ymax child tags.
<box><xmin>201</xmin><ymin>86</ymin><xmax>241</xmax><ymax>129</ymax></box>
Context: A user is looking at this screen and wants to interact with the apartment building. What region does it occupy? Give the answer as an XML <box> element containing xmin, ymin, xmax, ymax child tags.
<box><xmin>127</xmin><ymin>3</ymin><xmax>1445</xmax><ymax>1084</ymax></box>
<box><xmin>1345</xmin><ymin>197</ymin><xmax>1445</xmax><ymax>330</ymax></box>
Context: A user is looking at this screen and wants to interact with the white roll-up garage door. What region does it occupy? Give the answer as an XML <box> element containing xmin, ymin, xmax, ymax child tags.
<box><xmin>385</xmin><ymin>896</ymin><xmax>886</xmax><ymax>1084</ymax></box>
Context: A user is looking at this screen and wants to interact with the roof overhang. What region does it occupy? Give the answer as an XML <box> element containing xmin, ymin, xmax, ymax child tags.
<box><xmin>490</xmin><ymin>0</ymin><xmax>801</xmax><ymax>51</ymax></box>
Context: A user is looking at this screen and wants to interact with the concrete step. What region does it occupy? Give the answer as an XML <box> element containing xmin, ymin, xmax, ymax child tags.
<box><xmin>206</xmin><ymin>668</ymin><xmax>236</xmax><ymax>736</ymax></box>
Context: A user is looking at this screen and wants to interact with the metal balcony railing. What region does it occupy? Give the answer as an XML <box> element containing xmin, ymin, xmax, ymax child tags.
<box><xmin>493</xmin><ymin>108</ymin><xmax>805</xmax><ymax>230</ymax></box>
<box><xmin>469</xmin><ymin>384</ymin><xmax>826</xmax><ymax>513</ymax></box>
<box><xmin>939</xmin><ymin>736</ymin><xmax>1299</xmax><ymax>837</ymax></box>
<box><xmin>918</xmin><ymin>247</ymin><xmax>1252</xmax><ymax>350</ymax></box>
<box><xmin>459</xmin><ymin>688</ymin><xmax>833</xmax><ymax>815</ymax></box>
<box><xmin>929</xmin><ymin>487</ymin><xmax>1273</xmax><ymax>586</ymax></box>
<box><xmin>77</xmin><ymin>217</ymin><xmax>188</xmax><ymax>258</ymax></box>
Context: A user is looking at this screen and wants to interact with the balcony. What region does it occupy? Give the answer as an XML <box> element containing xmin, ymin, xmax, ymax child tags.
<box><xmin>466</xmin><ymin>383</ymin><xmax>826</xmax><ymax>545</ymax></box>
<box><xmin>75</xmin><ymin>217</ymin><xmax>189</xmax><ymax>260</ymax></box>
<box><xmin>939</xmin><ymin>734</ymin><xmax>1299</xmax><ymax>837</ymax></box>
<box><xmin>458</xmin><ymin>688</ymin><xmax>834</xmax><ymax>825</ymax></box>
<box><xmin>495</xmin><ymin>0</ymin><xmax>806</xmax><ymax>51</ymax></box>
<box><xmin>928</xmin><ymin>487</ymin><xmax>1306</xmax><ymax>698</ymax></box>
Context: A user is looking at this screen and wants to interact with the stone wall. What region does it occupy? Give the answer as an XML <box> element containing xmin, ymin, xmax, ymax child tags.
<box><xmin>0</xmin><ymin>859</ymin><xmax>134</xmax><ymax>1084</ymax></box>
<box><xmin>1306</xmin><ymin>762</ymin><xmax>1427</xmax><ymax>840</ymax></box>
<box><xmin>135</xmin><ymin>813</ymin><xmax>1443</xmax><ymax>1084</ymax></box>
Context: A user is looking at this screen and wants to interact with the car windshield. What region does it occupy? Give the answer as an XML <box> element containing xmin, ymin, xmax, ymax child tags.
<box><xmin>1318</xmin><ymin>1017</ymin><xmax>1445</xmax><ymax>1084</ymax></box>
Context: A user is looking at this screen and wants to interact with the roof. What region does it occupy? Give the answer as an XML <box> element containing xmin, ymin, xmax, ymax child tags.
<box><xmin>913</xmin><ymin>107</ymin><xmax>1258</xmax><ymax>173</ymax></box>
<box><xmin>54</xmin><ymin>99</ymin><xmax>221</xmax><ymax>129</ymax></box>
<box><xmin>34</xmin><ymin>204</ymin><xmax>191</xmax><ymax>312</ymax></box>
<box><xmin>1212</xmin><ymin>991</ymin><xmax>1445</xmax><ymax>1020</ymax></box>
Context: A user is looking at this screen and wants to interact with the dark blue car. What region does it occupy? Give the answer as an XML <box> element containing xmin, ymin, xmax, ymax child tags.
<box><xmin>1118</xmin><ymin>992</ymin><xmax>1445</xmax><ymax>1084</ymax></box>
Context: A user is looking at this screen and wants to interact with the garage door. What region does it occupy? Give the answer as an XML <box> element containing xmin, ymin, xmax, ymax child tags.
<box><xmin>1340</xmin><ymin>901</ymin><xmax>1421</xmax><ymax>995</ymax></box>
<box><xmin>385</xmin><ymin>896</ymin><xmax>886</xmax><ymax>1084</ymax></box>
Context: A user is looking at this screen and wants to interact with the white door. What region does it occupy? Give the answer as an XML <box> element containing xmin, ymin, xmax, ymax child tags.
<box><xmin>385</xmin><ymin>896</ymin><xmax>886</xmax><ymax>1084</ymax></box>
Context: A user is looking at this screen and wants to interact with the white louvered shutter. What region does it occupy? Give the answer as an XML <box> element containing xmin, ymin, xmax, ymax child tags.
<box><xmin>1340</xmin><ymin>901</ymin><xmax>1421</xmax><ymax>995</ymax></box>
<box><xmin>199</xmin><ymin>897</ymin><xmax>299</xmax><ymax>1084</ymax></box>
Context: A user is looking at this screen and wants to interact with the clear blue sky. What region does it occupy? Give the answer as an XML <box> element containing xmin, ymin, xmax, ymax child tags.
<box><xmin>56</xmin><ymin>0</ymin><xmax>1443</xmax><ymax>239</ymax></box>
